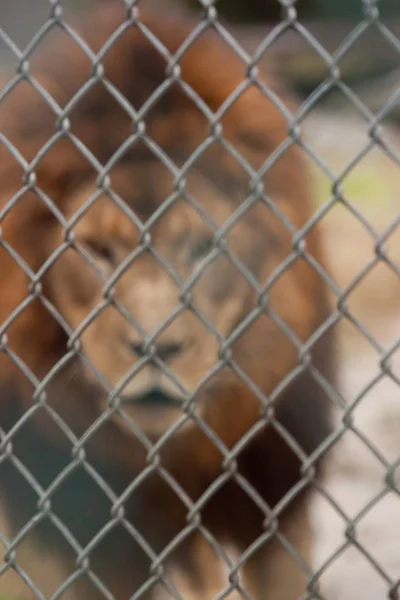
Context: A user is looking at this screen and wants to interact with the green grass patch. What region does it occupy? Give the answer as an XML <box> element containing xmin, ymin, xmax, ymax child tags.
<box><xmin>311</xmin><ymin>161</ymin><xmax>392</xmax><ymax>210</ymax></box>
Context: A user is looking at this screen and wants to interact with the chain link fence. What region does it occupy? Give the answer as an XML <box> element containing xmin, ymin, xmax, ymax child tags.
<box><xmin>0</xmin><ymin>1</ymin><xmax>399</xmax><ymax>599</ymax></box>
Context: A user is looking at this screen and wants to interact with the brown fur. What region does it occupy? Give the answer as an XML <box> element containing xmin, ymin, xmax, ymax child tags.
<box><xmin>0</xmin><ymin>5</ymin><xmax>335</xmax><ymax>599</ymax></box>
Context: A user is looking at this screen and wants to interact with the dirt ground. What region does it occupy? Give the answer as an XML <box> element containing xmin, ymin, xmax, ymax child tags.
<box><xmin>305</xmin><ymin>111</ymin><xmax>400</xmax><ymax>600</ymax></box>
<box><xmin>0</xmin><ymin>110</ymin><xmax>399</xmax><ymax>599</ymax></box>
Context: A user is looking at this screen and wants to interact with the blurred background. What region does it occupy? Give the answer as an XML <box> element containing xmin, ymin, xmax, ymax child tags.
<box><xmin>0</xmin><ymin>1</ymin><xmax>399</xmax><ymax>599</ymax></box>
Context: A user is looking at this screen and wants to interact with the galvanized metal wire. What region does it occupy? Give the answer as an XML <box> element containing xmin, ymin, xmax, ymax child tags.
<box><xmin>0</xmin><ymin>0</ymin><xmax>399</xmax><ymax>598</ymax></box>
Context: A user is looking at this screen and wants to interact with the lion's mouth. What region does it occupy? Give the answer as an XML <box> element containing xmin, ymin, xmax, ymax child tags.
<box><xmin>121</xmin><ymin>388</ymin><xmax>182</xmax><ymax>407</ymax></box>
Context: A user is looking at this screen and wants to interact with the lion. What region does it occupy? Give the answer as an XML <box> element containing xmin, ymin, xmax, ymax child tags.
<box><xmin>0</xmin><ymin>4</ymin><xmax>335</xmax><ymax>600</ymax></box>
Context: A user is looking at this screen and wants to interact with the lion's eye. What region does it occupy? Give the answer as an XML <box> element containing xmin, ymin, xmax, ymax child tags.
<box><xmin>189</xmin><ymin>235</ymin><xmax>214</xmax><ymax>264</ymax></box>
<box><xmin>82</xmin><ymin>239</ymin><xmax>116</xmax><ymax>266</ymax></box>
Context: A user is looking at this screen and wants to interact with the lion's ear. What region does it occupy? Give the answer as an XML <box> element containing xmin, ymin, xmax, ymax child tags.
<box><xmin>0</xmin><ymin>70</ymin><xmax>96</xmax><ymax>223</ymax></box>
<box><xmin>35</xmin><ymin>143</ymin><xmax>95</xmax><ymax>211</ymax></box>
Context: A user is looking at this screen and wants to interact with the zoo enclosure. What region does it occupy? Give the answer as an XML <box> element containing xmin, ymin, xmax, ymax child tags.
<box><xmin>0</xmin><ymin>1</ymin><xmax>400</xmax><ymax>599</ymax></box>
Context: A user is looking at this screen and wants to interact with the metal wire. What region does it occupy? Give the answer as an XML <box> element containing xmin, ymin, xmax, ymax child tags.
<box><xmin>0</xmin><ymin>0</ymin><xmax>399</xmax><ymax>598</ymax></box>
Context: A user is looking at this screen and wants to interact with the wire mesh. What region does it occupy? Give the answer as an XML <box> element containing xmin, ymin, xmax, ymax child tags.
<box><xmin>0</xmin><ymin>0</ymin><xmax>399</xmax><ymax>599</ymax></box>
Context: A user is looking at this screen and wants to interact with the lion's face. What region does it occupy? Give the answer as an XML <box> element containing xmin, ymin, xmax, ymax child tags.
<box><xmin>46</xmin><ymin>161</ymin><xmax>315</xmax><ymax>438</ymax></box>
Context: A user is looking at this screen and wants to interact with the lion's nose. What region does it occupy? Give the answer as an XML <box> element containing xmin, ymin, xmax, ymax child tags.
<box><xmin>130</xmin><ymin>341</ymin><xmax>183</xmax><ymax>362</ymax></box>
